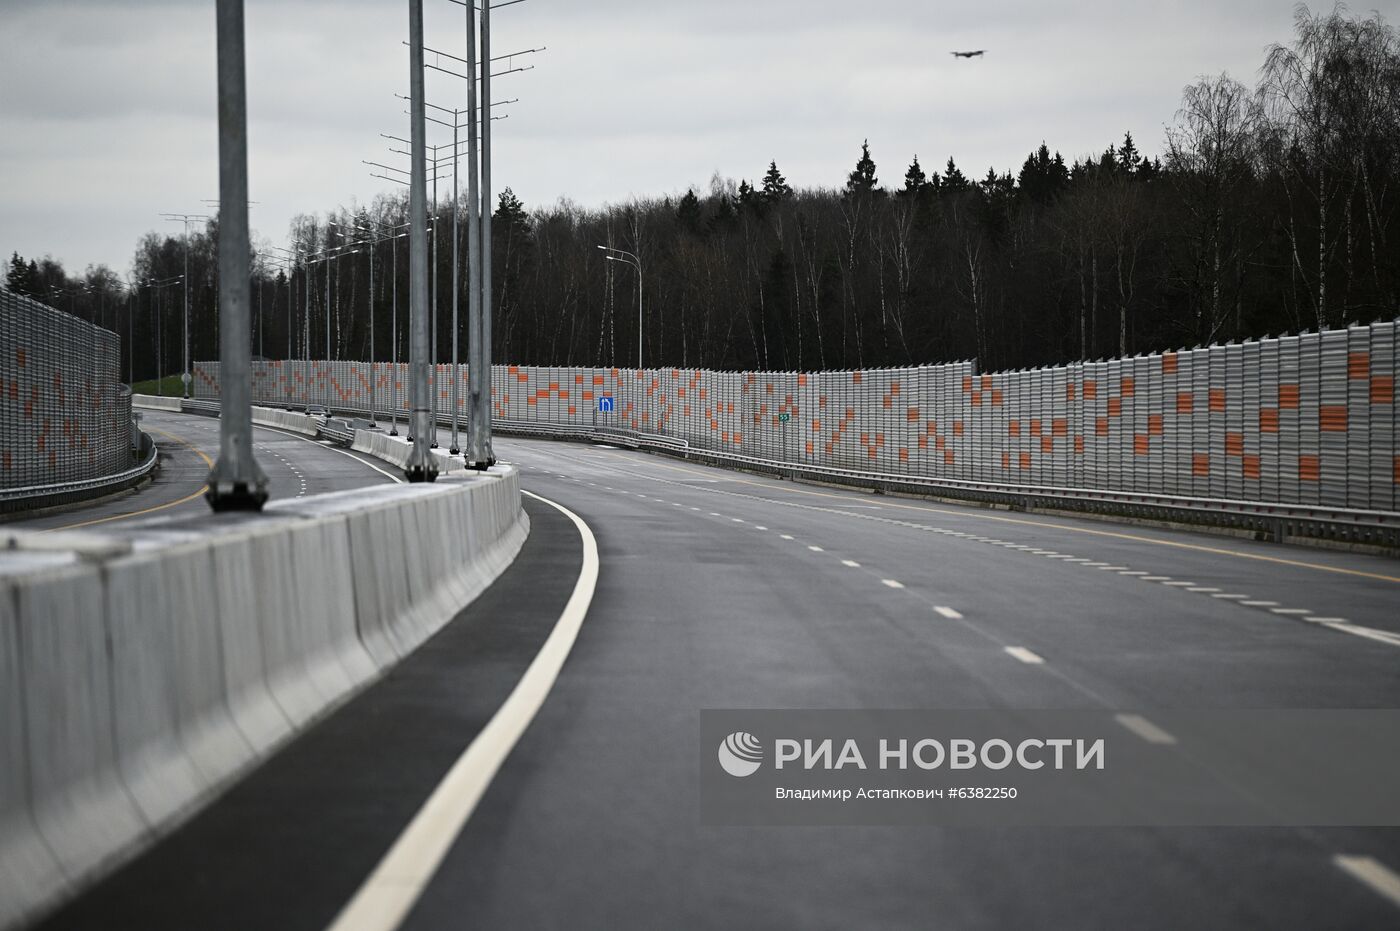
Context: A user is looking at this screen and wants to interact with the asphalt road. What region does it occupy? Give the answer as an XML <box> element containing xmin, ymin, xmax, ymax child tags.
<box><xmin>5</xmin><ymin>409</ymin><xmax>400</xmax><ymax>531</ymax></box>
<box><xmin>36</xmin><ymin>432</ymin><xmax>1400</xmax><ymax>930</ymax></box>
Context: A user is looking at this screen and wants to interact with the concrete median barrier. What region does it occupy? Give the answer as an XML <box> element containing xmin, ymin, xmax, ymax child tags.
<box><xmin>350</xmin><ymin>429</ymin><xmax>465</xmax><ymax>473</ymax></box>
<box><xmin>251</xmin><ymin>405</ymin><xmax>319</xmax><ymax>436</ymax></box>
<box><xmin>0</xmin><ymin>466</ymin><xmax>526</xmax><ymax>930</ymax></box>
<box><xmin>131</xmin><ymin>394</ymin><xmax>182</xmax><ymax>412</ymax></box>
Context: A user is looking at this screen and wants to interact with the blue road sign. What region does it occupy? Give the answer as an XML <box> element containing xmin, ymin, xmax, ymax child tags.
<box><xmin>598</xmin><ymin>396</ymin><xmax>615</xmax><ymax>413</ymax></box>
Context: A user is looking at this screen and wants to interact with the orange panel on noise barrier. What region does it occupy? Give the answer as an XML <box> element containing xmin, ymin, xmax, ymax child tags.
<box><xmin>1320</xmin><ymin>406</ymin><xmax>1348</xmax><ymax>432</ymax></box>
<box><xmin>1348</xmin><ymin>352</ymin><xmax>1370</xmax><ymax>380</ymax></box>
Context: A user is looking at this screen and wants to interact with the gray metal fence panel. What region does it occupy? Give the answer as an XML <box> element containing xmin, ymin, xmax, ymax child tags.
<box><xmin>1369</xmin><ymin>323</ymin><xmax>1396</xmax><ymax>512</ymax></box>
<box><xmin>1345</xmin><ymin>325</ymin><xmax>1372</xmax><ymax>510</ymax></box>
<box><xmin>1277</xmin><ymin>335</ymin><xmax>1301</xmax><ymax>504</ymax></box>
<box><xmin>1318</xmin><ymin>330</ymin><xmax>1349</xmax><ymax>507</ymax></box>
<box><xmin>1</xmin><ymin>290</ymin><xmax>133</xmax><ymax>491</ymax></box>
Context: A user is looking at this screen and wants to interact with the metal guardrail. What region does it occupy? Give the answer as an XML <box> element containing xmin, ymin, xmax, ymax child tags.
<box><xmin>658</xmin><ymin>442</ymin><xmax>1400</xmax><ymax>549</ymax></box>
<box><xmin>180</xmin><ymin>397</ymin><xmax>359</xmax><ymax>447</ymax></box>
<box><xmin>319</xmin><ymin>421</ymin><xmax>355</xmax><ymax>445</ymax></box>
<box><xmin>181</xmin><ymin>398</ymin><xmax>222</xmax><ymax>416</ymax></box>
<box><xmin>0</xmin><ymin>432</ymin><xmax>159</xmax><ymax>515</ymax></box>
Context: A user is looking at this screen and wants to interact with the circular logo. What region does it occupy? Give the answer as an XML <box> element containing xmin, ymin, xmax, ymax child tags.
<box><xmin>718</xmin><ymin>731</ymin><xmax>763</xmax><ymax>777</ymax></box>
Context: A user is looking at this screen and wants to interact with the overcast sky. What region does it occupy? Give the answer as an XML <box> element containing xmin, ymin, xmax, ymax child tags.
<box><xmin>0</xmin><ymin>0</ymin><xmax>1328</xmax><ymax>277</ymax></box>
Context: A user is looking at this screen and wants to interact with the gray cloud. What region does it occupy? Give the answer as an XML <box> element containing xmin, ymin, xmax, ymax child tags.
<box><xmin>1</xmin><ymin>0</ymin><xmax>1306</xmax><ymax>275</ymax></box>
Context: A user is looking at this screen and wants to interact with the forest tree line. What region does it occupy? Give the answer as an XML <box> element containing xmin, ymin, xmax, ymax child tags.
<box><xmin>5</xmin><ymin>3</ymin><xmax>1397</xmax><ymax>383</ymax></box>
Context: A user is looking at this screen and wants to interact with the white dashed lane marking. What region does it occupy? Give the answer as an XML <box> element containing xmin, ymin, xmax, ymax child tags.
<box><xmin>519</xmin><ymin>445</ymin><xmax>1399</xmax><ymax>653</ymax></box>
<box><xmin>1004</xmin><ymin>646</ymin><xmax>1045</xmax><ymax>665</ymax></box>
<box><xmin>1333</xmin><ymin>855</ymin><xmax>1400</xmax><ymax>909</ymax></box>
<box><xmin>1114</xmin><ymin>714</ymin><xmax>1177</xmax><ymax>745</ymax></box>
<box><xmin>933</xmin><ymin>606</ymin><xmax>963</xmax><ymax>619</ymax></box>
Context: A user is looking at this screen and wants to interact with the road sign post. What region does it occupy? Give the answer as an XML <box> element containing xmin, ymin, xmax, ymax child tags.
<box><xmin>779</xmin><ymin>411</ymin><xmax>791</xmax><ymax>480</ymax></box>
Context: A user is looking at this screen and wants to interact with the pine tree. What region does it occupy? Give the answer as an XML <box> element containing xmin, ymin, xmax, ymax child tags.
<box><xmin>900</xmin><ymin>156</ymin><xmax>927</xmax><ymax>198</ymax></box>
<box><xmin>495</xmin><ymin>187</ymin><xmax>530</xmax><ymax>233</ymax></box>
<box><xmin>737</xmin><ymin>179</ymin><xmax>763</xmax><ymax>211</ymax></box>
<box><xmin>761</xmin><ymin>161</ymin><xmax>793</xmax><ymax>203</ymax></box>
<box><xmin>709</xmin><ymin>192</ymin><xmax>737</xmax><ymax>231</ymax></box>
<box><xmin>1117</xmin><ymin>132</ymin><xmax>1141</xmax><ymax>175</ymax></box>
<box><xmin>942</xmin><ymin>157</ymin><xmax>970</xmax><ymax>192</ymax></box>
<box><xmin>1017</xmin><ymin>143</ymin><xmax>1069</xmax><ymax>204</ymax></box>
<box><xmin>845</xmin><ymin>140</ymin><xmax>879</xmax><ymax>195</ymax></box>
<box><xmin>5</xmin><ymin>252</ymin><xmax>32</xmax><ymax>295</ymax></box>
<box><xmin>676</xmin><ymin>188</ymin><xmax>703</xmax><ymax>232</ymax></box>
<box><xmin>1098</xmin><ymin>144</ymin><xmax>1119</xmax><ymax>177</ymax></box>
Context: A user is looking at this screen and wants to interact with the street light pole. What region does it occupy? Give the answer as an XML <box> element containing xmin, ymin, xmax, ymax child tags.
<box><xmin>161</xmin><ymin>212</ymin><xmax>211</xmax><ymax>398</ymax></box>
<box><xmin>405</xmin><ymin>0</ymin><xmax>436</xmax><ymax>482</ymax></box>
<box><xmin>465</xmin><ymin>0</ymin><xmax>485</xmax><ymax>466</ymax></box>
<box><xmin>391</xmin><ymin>230</ymin><xmax>400</xmax><ymax>434</ymax></box>
<box><xmin>368</xmin><ymin>228</ymin><xmax>376</xmax><ymax>424</ymax></box>
<box><xmin>451</xmin><ymin>115</ymin><xmax>461</xmax><ymax>454</ymax></box>
<box><xmin>206</xmin><ymin>0</ymin><xmax>268</xmax><ymax>511</ymax></box>
<box><xmin>430</xmin><ymin>142</ymin><xmax>440</xmax><ymax>446</ymax></box>
<box><xmin>478</xmin><ymin>0</ymin><xmax>495</xmax><ymax>467</ymax></box>
<box><xmin>599</xmin><ymin>245</ymin><xmax>643</xmax><ymax>369</ymax></box>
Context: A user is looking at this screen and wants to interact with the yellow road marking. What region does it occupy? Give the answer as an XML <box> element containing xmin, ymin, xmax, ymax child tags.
<box><xmin>43</xmin><ymin>426</ymin><xmax>212</xmax><ymax>532</ymax></box>
<box><xmin>614</xmin><ymin>454</ymin><xmax>1400</xmax><ymax>584</ymax></box>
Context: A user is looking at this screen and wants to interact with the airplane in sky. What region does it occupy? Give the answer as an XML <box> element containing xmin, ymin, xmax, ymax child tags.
<box><xmin>950</xmin><ymin>50</ymin><xmax>986</xmax><ymax>58</ymax></box>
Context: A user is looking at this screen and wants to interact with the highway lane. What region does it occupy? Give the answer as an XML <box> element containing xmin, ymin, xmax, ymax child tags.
<box><xmin>405</xmin><ymin>436</ymin><xmax>1400</xmax><ymax>930</ymax></box>
<box><xmin>33</xmin><ymin>432</ymin><xmax>1400</xmax><ymax>930</ymax></box>
<box><xmin>5</xmin><ymin>410</ymin><xmax>399</xmax><ymax>531</ymax></box>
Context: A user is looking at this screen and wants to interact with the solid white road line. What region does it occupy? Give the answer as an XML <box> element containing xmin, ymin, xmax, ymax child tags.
<box><xmin>1004</xmin><ymin>646</ymin><xmax>1045</xmax><ymax>665</ymax></box>
<box><xmin>326</xmin><ymin>489</ymin><xmax>598</xmax><ymax>931</ymax></box>
<box><xmin>881</xmin><ymin>579</ymin><xmax>904</xmax><ymax>589</ymax></box>
<box><xmin>1333</xmin><ymin>854</ymin><xmax>1400</xmax><ymax>909</ymax></box>
<box><xmin>1326</xmin><ymin>623</ymin><xmax>1400</xmax><ymax>649</ymax></box>
<box><xmin>841</xmin><ymin>559</ymin><xmax>860</xmax><ymax>568</ymax></box>
<box><xmin>1114</xmin><ymin>714</ymin><xmax>1177</xmax><ymax>745</ymax></box>
<box><xmin>933</xmin><ymin>606</ymin><xmax>963</xmax><ymax>619</ymax></box>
